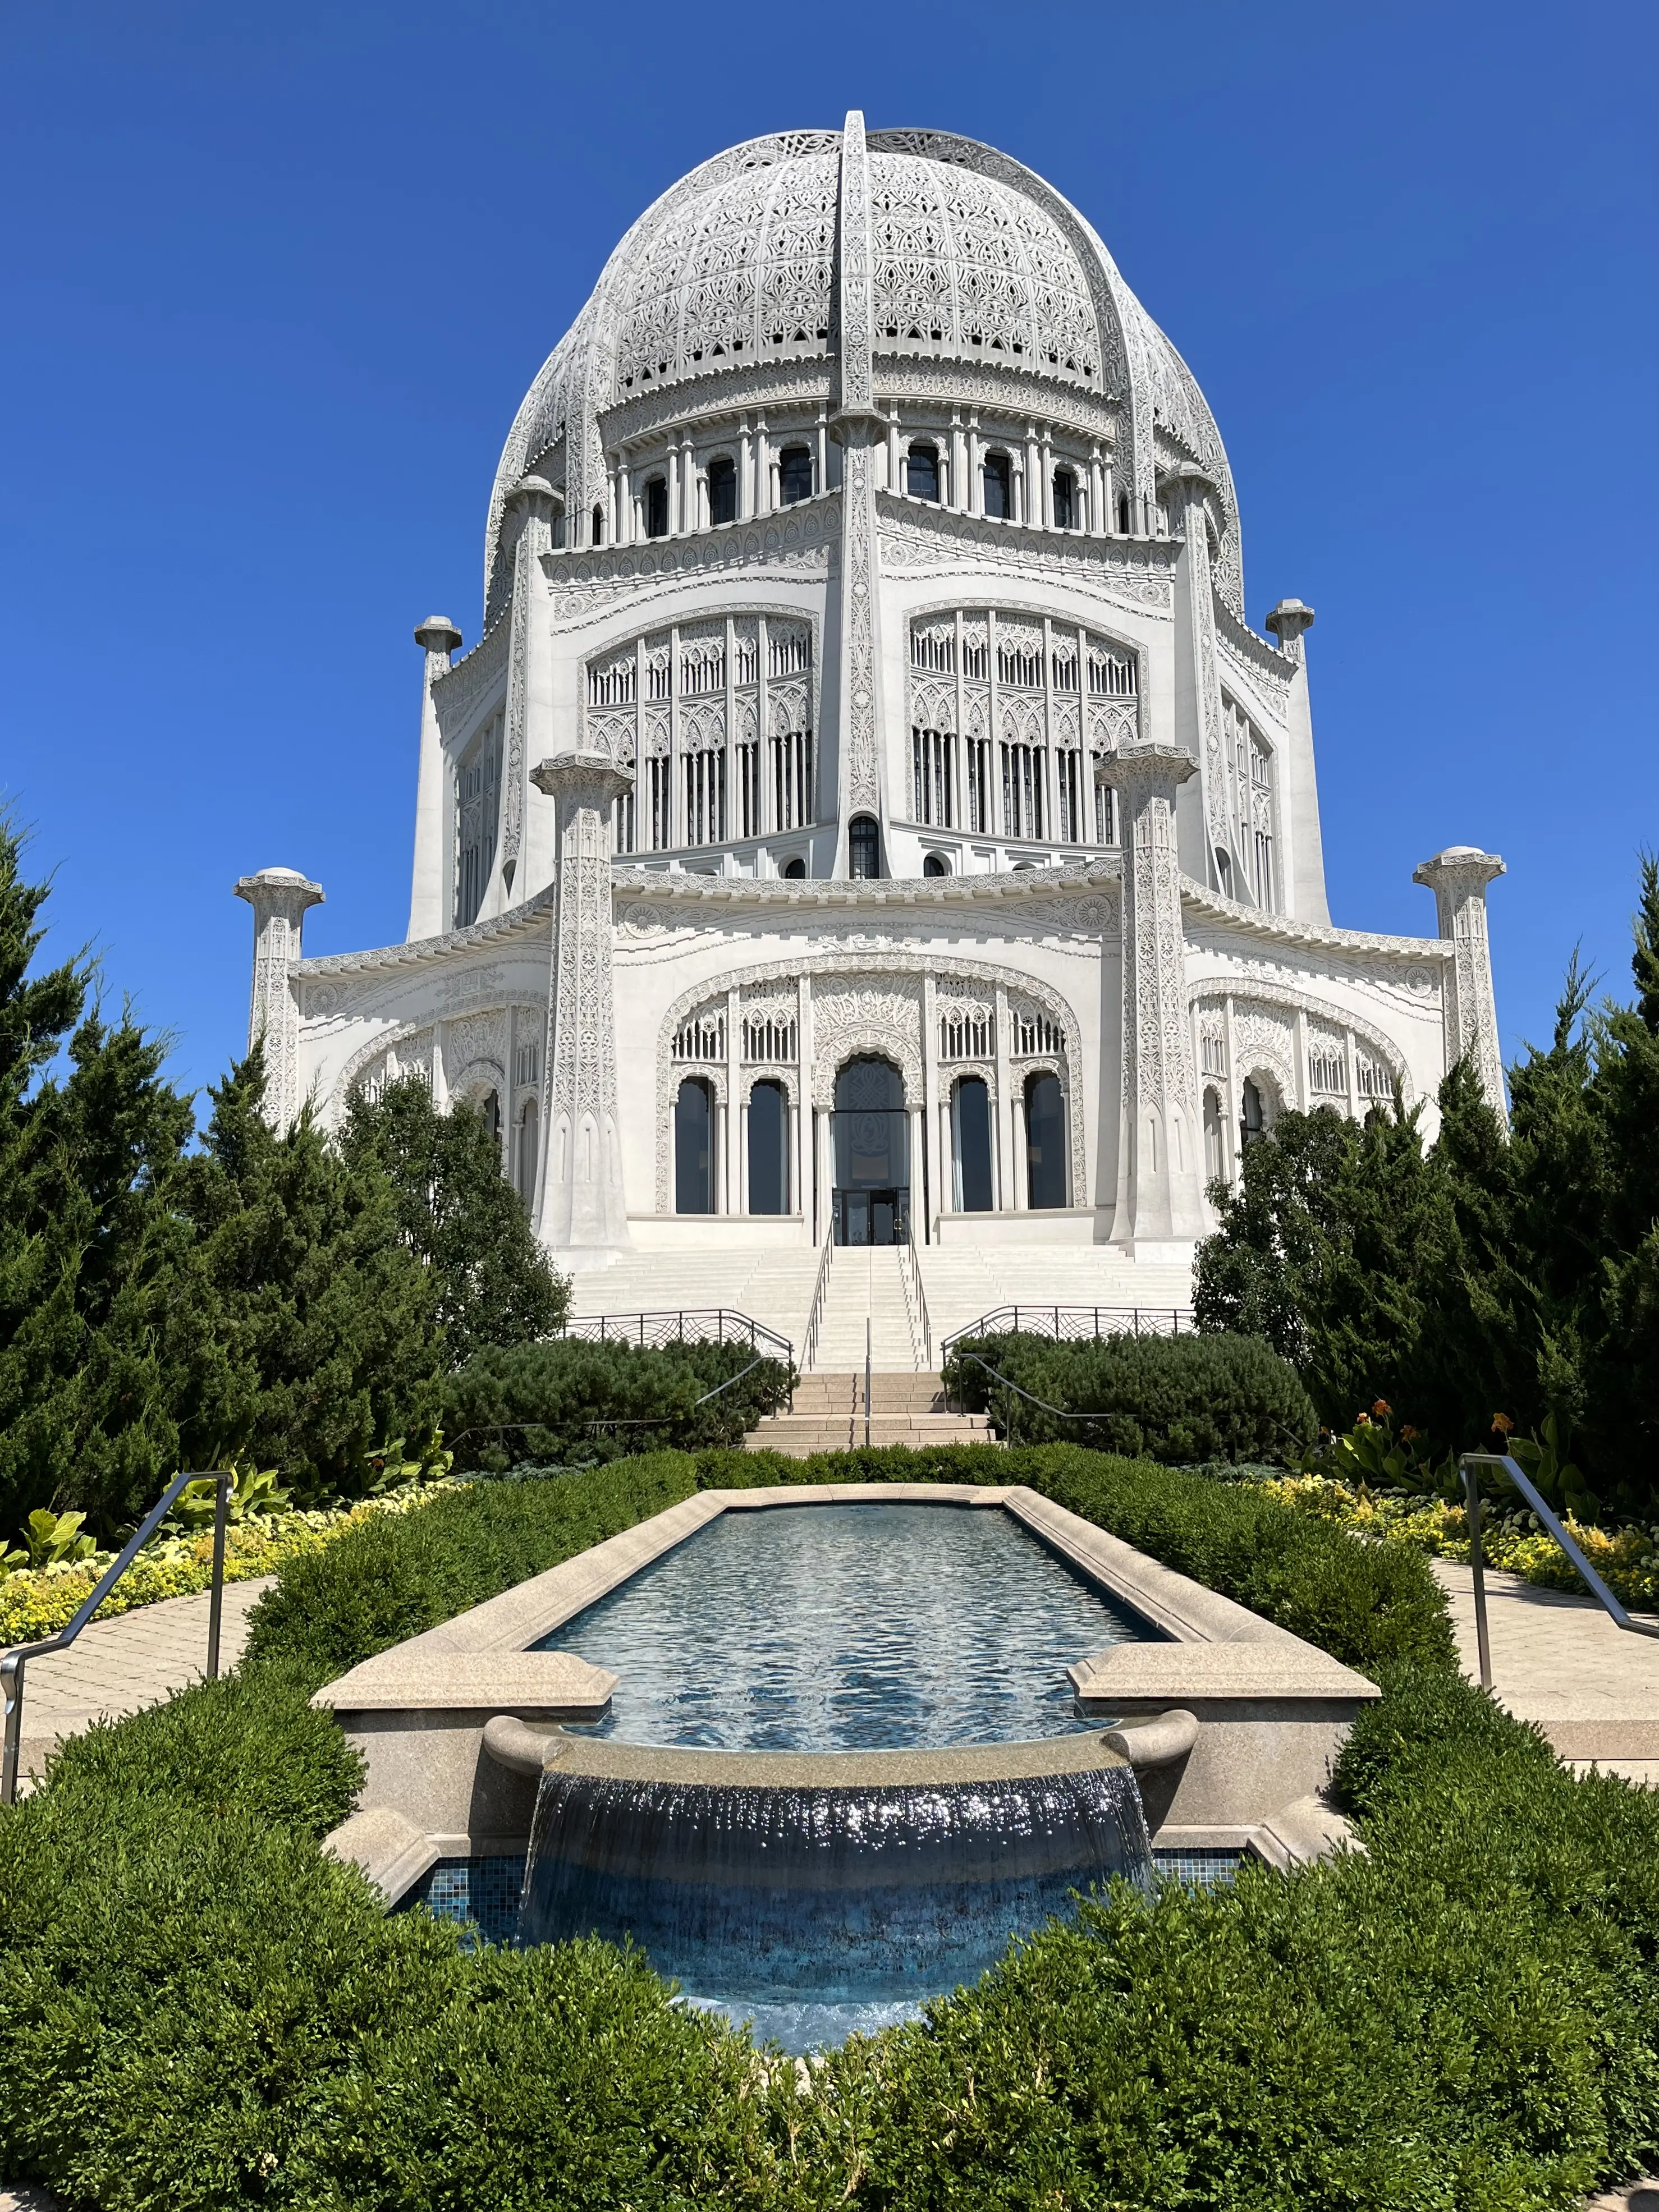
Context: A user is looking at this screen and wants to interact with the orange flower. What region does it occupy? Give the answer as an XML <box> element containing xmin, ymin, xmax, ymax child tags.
<box><xmin>1372</xmin><ymin>1399</ymin><xmax>1392</xmax><ymax>1418</ymax></box>
<box><xmin>1355</xmin><ymin>1412</ymin><xmax>1371</xmax><ymax>1427</ymax></box>
<box><xmin>1491</xmin><ymin>1412</ymin><xmax>1515</xmax><ymax>1437</ymax></box>
<box><xmin>1400</xmin><ymin>1424</ymin><xmax>1419</xmax><ymax>1443</ymax></box>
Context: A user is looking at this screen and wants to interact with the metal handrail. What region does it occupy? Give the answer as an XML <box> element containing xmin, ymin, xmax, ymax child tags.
<box><xmin>559</xmin><ymin>1307</ymin><xmax>794</xmax><ymax>1366</ymax></box>
<box><xmin>447</xmin><ymin>1350</ymin><xmax>792</xmax><ymax>1453</ymax></box>
<box><xmin>1460</xmin><ymin>1452</ymin><xmax>1659</xmax><ymax>1692</ymax></box>
<box><xmin>939</xmin><ymin>1304</ymin><xmax>1194</xmax><ymax>1356</ymax></box>
<box><xmin>2</xmin><ymin>1468</ymin><xmax>233</xmax><ymax>1806</ymax></box>
<box><xmin>897</xmin><ymin>1240</ymin><xmax>932</xmax><ymax>1370</ymax></box>
<box><xmin>801</xmin><ymin>1237</ymin><xmax>835</xmax><ymax>1375</ymax></box>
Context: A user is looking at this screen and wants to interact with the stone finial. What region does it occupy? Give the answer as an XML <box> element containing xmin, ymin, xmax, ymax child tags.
<box><xmin>233</xmin><ymin>869</ymin><xmax>324</xmax><ymax>1131</ymax></box>
<box><xmin>1413</xmin><ymin>845</ymin><xmax>1505</xmax><ymax>899</ymax></box>
<box><xmin>1265</xmin><ymin>599</ymin><xmax>1316</xmax><ymax>660</ymax></box>
<box><xmin>414</xmin><ymin>615</ymin><xmax>462</xmax><ymax>657</ymax></box>
<box><xmin>1413</xmin><ymin>847</ymin><xmax>1507</xmax><ymax>1123</ymax></box>
<box><xmin>1096</xmin><ymin>741</ymin><xmax>1200</xmax><ymax>797</ymax></box>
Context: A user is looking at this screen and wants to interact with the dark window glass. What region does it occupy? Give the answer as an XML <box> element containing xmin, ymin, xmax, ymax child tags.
<box><xmin>782</xmin><ymin>856</ymin><xmax>806</xmax><ymax>879</ymax></box>
<box><xmin>675</xmin><ymin>1077</ymin><xmax>713</xmax><ymax>1212</ymax></box>
<box><xmin>748</xmin><ymin>1080</ymin><xmax>787</xmax><ymax>1215</ymax></box>
<box><xmin>1116</xmin><ymin>493</ymin><xmax>1130</xmax><ymax>534</ymax></box>
<box><xmin>592</xmin><ymin>505</ymin><xmax>603</xmax><ymax>545</ymax></box>
<box><xmin>1025</xmin><ymin>1071</ymin><xmax>1066</xmax><ymax>1208</ymax></box>
<box><xmin>1052</xmin><ymin>469</ymin><xmax>1075</xmax><ymax>529</ymax></box>
<box><xmin>645</xmin><ymin>478</ymin><xmax>669</xmax><ymax>538</ymax></box>
<box><xmin>708</xmin><ymin>456</ymin><xmax>737</xmax><ymax>526</ymax></box>
<box><xmin>1240</xmin><ymin>1077</ymin><xmax>1266</xmax><ymax>1152</ymax></box>
<box><xmin>983</xmin><ymin>453</ymin><xmax>1012</xmax><ymax>519</ymax></box>
<box><xmin>480</xmin><ymin>1090</ymin><xmax>501</xmax><ymax>1144</ymax></box>
<box><xmin>778</xmin><ymin>445</ymin><xmax>813</xmax><ymax>504</ymax></box>
<box><xmin>954</xmin><ymin>1076</ymin><xmax>994</xmax><ymax>1213</ymax></box>
<box><xmin>922</xmin><ymin>851</ymin><xmax>950</xmax><ymax>877</ymax></box>
<box><xmin>908</xmin><ymin>442</ymin><xmax>940</xmax><ymax>502</ymax></box>
<box><xmin>848</xmin><ymin>814</ymin><xmax>881</xmax><ymax>879</ymax></box>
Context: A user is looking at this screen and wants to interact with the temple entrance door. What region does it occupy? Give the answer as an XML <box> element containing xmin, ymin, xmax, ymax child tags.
<box><xmin>836</xmin><ymin>1187</ymin><xmax>906</xmax><ymax>1246</ymax></box>
<box><xmin>830</xmin><ymin>1056</ymin><xmax>909</xmax><ymax>1246</ymax></box>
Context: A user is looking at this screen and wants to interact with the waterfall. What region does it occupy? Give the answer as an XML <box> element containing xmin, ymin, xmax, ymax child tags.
<box><xmin>518</xmin><ymin>1763</ymin><xmax>1153</xmax><ymax>2009</ymax></box>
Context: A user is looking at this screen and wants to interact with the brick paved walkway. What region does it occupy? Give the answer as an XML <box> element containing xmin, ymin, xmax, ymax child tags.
<box><xmin>9</xmin><ymin>1576</ymin><xmax>272</xmax><ymax>1789</ymax></box>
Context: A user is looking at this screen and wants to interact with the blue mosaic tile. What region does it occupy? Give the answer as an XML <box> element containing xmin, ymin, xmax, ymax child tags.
<box><xmin>1152</xmin><ymin>1846</ymin><xmax>1246</xmax><ymax>1888</ymax></box>
<box><xmin>401</xmin><ymin>1855</ymin><xmax>525</xmax><ymax>1946</ymax></box>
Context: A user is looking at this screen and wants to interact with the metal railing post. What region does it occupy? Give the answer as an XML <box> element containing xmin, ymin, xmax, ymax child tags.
<box><xmin>205</xmin><ymin>1472</ymin><xmax>232</xmax><ymax>1682</ymax></box>
<box><xmin>1461</xmin><ymin>1454</ymin><xmax>1493</xmax><ymax>1691</ymax></box>
<box><xmin>1</xmin><ymin>1651</ymin><xmax>26</xmax><ymax>1809</ymax></box>
<box><xmin>865</xmin><ymin>1318</ymin><xmax>872</xmax><ymax>1450</ymax></box>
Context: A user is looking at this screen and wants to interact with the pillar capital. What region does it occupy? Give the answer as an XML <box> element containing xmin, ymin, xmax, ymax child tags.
<box><xmin>233</xmin><ymin>865</ymin><xmax>324</xmax><ymax>925</ymax></box>
<box><xmin>508</xmin><ymin>473</ymin><xmax>557</xmax><ymax>519</ymax></box>
<box><xmin>530</xmin><ymin>751</ymin><xmax>634</xmax><ymax>807</ymax></box>
<box><xmin>413</xmin><ymin>614</ymin><xmax>462</xmax><ymax>658</ymax></box>
<box><xmin>1096</xmin><ymin>741</ymin><xmax>1200</xmax><ymax>800</ymax></box>
<box><xmin>1413</xmin><ymin>844</ymin><xmax>1505</xmax><ymax>898</ymax></box>
<box><xmin>1264</xmin><ymin>598</ymin><xmax>1316</xmax><ymax>658</ymax></box>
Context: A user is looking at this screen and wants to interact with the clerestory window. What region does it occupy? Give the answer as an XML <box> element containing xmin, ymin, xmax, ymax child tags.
<box><xmin>907</xmin><ymin>442</ymin><xmax>940</xmax><ymax>502</ymax></box>
<box><xmin>708</xmin><ymin>456</ymin><xmax>737</xmax><ymax>526</ymax></box>
<box><xmin>644</xmin><ymin>477</ymin><xmax>669</xmax><ymax>539</ymax></box>
<box><xmin>982</xmin><ymin>452</ymin><xmax>1012</xmax><ymax>519</ymax></box>
<box><xmin>1052</xmin><ymin>468</ymin><xmax>1075</xmax><ymax>530</ymax></box>
<box><xmin>778</xmin><ymin>445</ymin><xmax>813</xmax><ymax>505</ymax></box>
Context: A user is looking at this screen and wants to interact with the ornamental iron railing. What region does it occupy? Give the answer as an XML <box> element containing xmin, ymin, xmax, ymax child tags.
<box><xmin>938</xmin><ymin>1304</ymin><xmax>1193</xmax><ymax>1357</ymax></box>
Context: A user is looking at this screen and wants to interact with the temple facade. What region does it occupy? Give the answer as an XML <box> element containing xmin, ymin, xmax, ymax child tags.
<box><xmin>236</xmin><ymin>116</ymin><xmax>1505</xmax><ymax>1351</ymax></box>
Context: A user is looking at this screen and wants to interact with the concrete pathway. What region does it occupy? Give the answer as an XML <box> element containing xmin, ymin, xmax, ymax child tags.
<box><xmin>8</xmin><ymin>1576</ymin><xmax>272</xmax><ymax>1788</ymax></box>
<box><xmin>1433</xmin><ymin>1558</ymin><xmax>1659</xmax><ymax>1786</ymax></box>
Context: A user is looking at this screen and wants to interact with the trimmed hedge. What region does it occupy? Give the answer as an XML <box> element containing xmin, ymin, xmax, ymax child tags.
<box><xmin>942</xmin><ymin>1329</ymin><xmax>1318</xmax><ymax>1465</ymax></box>
<box><xmin>441</xmin><ymin>1337</ymin><xmax>794</xmax><ymax>1471</ymax></box>
<box><xmin>2</xmin><ymin>1444</ymin><xmax>1656</xmax><ymax>2209</ymax></box>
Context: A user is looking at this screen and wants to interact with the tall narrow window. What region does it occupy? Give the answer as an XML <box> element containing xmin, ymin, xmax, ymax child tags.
<box><xmin>1095</xmin><ymin>778</ymin><xmax>1115</xmax><ymax>845</ymax></box>
<box><xmin>592</xmin><ymin>505</ymin><xmax>603</xmax><ymax>545</ymax></box>
<box><xmin>906</xmin><ymin>441</ymin><xmax>940</xmax><ymax>501</ymax></box>
<box><xmin>675</xmin><ymin>1077</ymin><xmax>714</xmax><ymax>1213</ymax></box>
<box><xmin>682</xmin><ymin>747</ymin><xmax>726</xmax><ymax>846</ymax></box>
<box><xmin>1025</xmin><ymin>1071</ymin><xmax>1066</xmax><ymax>1208</ymax></box>
<box><xmin>644</xmin><ymin>478</ymin><xmax>669</xmax><ymax>538</ymax></box>
<box><xmin>708</xmin><ymin>455</ymin><xmax>737</xmax><ymax>526</ymax></box>
<box><xmin>612</xmin><ymin>787</ymin><xmax>635</xmax><ymax>855</ymax></box>
<box><xmin>952</xmin><ymin>1075</ymin><xmax>994</xmax><ymax>1211</ymax></box>
<box><xmin>778</xmin><ymin>445</ymin><xmax>813</xmax><ymax>504</ymax></box>
<box><xmin>648</xmin><ymin>755</ymin><xmax>673</xmax><ymax>850</ymax></box>
<box><xmin>982</xmin><ymin>452</ymin><xmax>1012</xmax><ymax>518</ymax></box>
<box><xmin>965</xmin><ymin>737</ymin><xmax>992</xmax><ymax>834</ymax></box>
<box><xmin>1240</xmin><ymin>1077</ymin><xmax>1267</xmax><ymax>1154</ymax></box>
<box><xmin>1203</xmin><ymin>1087</ymin><xmax>1225</xmax><ymax>1185</ymax></box>
<box><xmin>748</xmin><ymin>1079</ymin><xmax>787</xmax><ymax>1214</ymax></box>
<box><xmin>1057</xmin><ymin>747</ymin><xmax>1083</xmax><ymax>842</ymax></box>
<box><xmin>735</xmin><ymin>730</ymin><xmax>760</xmax><ymax>839</ymax></box>
<box><xmin>847</xmin><ymin>814</ymin><xmax>882</xmax><ymax>879</ymax></box>
<box><xmin>1117</xmin><ymin>493</ymin><xmax>1130</xmax><ymax>533</ymax></box>
<box><xmin>455</xmin><ymin>717</ymin><xmax>502</xmax><ymax>928</ymax></box>
<box><xmin>772</xmin><ymin>727</ymin><xmax>814</xmax><ymax>830</ymax></box>
<box><xmin>912</xmin><ymin>728</ymin><xmax>954</xmax><ymax>825</ymax></box>
<box><xmin>1000</xmin><ymin>739</ymin><xmax>1045</xmax><ymax>840</ymax></box>
<box><xmin>1052</xmin><ymin>468</ymin><xmax>1075</xmax><ymax>529</ymax></box>
<box><xmin>516</xmin><ymin>1098</ymin><xmax>539</xmax><ymax>1209</ymax></box>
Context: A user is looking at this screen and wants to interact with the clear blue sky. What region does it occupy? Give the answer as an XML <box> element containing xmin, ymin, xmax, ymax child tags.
<box><xmin>3</xmin><ymin>1</ymin><xmax>1654</xmax><ymax>1103</ymax></box>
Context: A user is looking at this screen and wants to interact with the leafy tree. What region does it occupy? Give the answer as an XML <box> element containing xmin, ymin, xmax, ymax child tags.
<box><xmin>0</xmin><ymin>819</ymin><xmax>199</xmax><ymax>1533</ymax></box>
<box><xmin>340</xmin><ymin>1075</ymin><xmax>568</xmax><ymax>1362</ymax></box>
<box><xmin>168</xmin><ymin>1053</ymin><xmax>444</xmax><ymax>1496</ymax></box>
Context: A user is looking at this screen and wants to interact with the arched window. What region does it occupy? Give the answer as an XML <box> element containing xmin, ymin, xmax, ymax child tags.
<box><xmin>455</xmin><ymin>715</ymin><xmax>502</xmax><ymax>928</ymax></box>
<box><xmin>952</xmin><ymin>1075</ymin><xmax>995</xmax><ymax>1213</ymax></box>
<box><xmin>1025</xmin><ymin>1071</ymin><xmax>1066</xmax><ymax>1208</ymax></box>
<box><xmin>907</xmin><ymin>441</ymin><xmax>940</xmax><ymax>502</ymax></box>
<box><xmin>782</xmin><ymin>856</ymin><xmax>806</xmax><ymax>879</ymax></box>
<box><xmin>1240</xmin><ymin>1077</ymin><xmax>1267</xmax><ymax>1154</ymax></box>
<box><xmin>748</xmin><ymin>1079</ymin><xmax>787</xmax><ymax>1215</ymax></box>
<box><xmin>644</xmin><ymin>478</ymin><xmax>669</xmax><ymax>539</ymax></box>
<box><xmin>922</xmin><ymin>851</ymin><xmax>950</xmax><ymax>877</ymax></box>
<box><xmin>1203</xmin><ymin>1086</ymin><xmax>1225</xmax><ymax>1186</ymax></box>
<box><xmin>707</xmin><ymin>455</ymin><xmax>737</xmax><ymax>526</ymax></box>
<box><xmin>847</xmin><ymin>814</ymin><xmax>881</xmax><ymax>879</ymax></box>
<box><xmin>1116</xmin><ymin>492</ymin><xmax>1130</xmax><ymax>534</ymax></box>
<box><xmin>778</xmin><ymin>445</ymin><xmax>813</xmax><ymax>505</ymax></box>
<box><xmin>516</xmin><ymin>1097</ymin><xmax>539</xmax><ymax>1209</ymax></box>
<box><xmin>1052</xmin><ymin>468</ymin><xmax>1075</xmax><ymax>529</ymax></box>
<box><xmin>982</xmin><ymin>452</ymin><xmax>1012</xmax><ymax>520</ymax></box>
<box><xmin>675</xmin><ymin>1077</ymin><xmax>714</xmax><ymax>1213</ymax></box>
<box><xmin>592</xmin><ymin>505</ymin><xmax>603</xmax><ymax>546</ymax></box>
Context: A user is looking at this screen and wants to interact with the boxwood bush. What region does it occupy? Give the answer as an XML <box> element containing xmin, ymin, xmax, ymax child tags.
<box><xmin>441</xmin><ymin>1336</ymin><xmax>794</xmax><ymax>1471</ymax></box>
<box><xmin>2</xmin><ymin>1443</ymin><xmax>1656</xmax><ymax>2210</ymax></box>
<box><xmin>942</xmin><ymin>1328</ymin><xmax>1319</xmax><ymax>1465</ymax></box>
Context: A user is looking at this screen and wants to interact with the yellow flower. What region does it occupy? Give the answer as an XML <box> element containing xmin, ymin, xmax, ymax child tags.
<box><xmin>1491</xmin><ymin>1412</ymin><xmax>1515</xmax><ymax>1437</ymax></box>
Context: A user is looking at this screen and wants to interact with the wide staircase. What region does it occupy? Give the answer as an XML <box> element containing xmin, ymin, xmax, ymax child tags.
<box><xmin>564</xmin><ymin>1249</ymin><xmax>823</xmax><ymax>1361</ymax></box>
<box><xmin>746</xmin><ymin>1370</ymin><xmax>993</xmax><ymax>1458</ymax></box>
<box><xmin>915</xmin><ymin>1245</ymin><xmax>1195</xmax><ymax>1348</ymax></box>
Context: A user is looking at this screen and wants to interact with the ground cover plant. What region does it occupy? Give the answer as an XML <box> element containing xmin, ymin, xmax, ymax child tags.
<box><xmin>940</xmin><ymin>1329</ymin><xmax>1317</xmax><ymax>1466</ymax></box>
<box><xmin>4</xmin><ymin>1442</ymin><xmax>1656</xmax><ymax>2208</ymax></box>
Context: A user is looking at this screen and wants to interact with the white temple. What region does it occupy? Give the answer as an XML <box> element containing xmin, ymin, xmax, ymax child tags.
<box><xmin>236</xmin><ymin>116</ymin><xmax>1506</xmax><ymax>1364</ymax></box>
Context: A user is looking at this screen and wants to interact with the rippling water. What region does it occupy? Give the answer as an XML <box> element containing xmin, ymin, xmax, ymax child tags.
<box><xmin>540</xmin><ymin>1500</ymin><xmax>1151</xmax><ymax>1749</ymax></box>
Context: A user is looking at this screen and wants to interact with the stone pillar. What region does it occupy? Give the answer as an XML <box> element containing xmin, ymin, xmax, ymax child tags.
<box><xmin>1413</xmin><ymin>846</ymin><xmax>1507</xmax><ymax>1124</ymax></box>
<box><xmin>530</xmin><ymin>753</ymin><xmax>634</xmax><ymax>1266</ymax></box>
<box><xmin>1169</xmin><ymin>462</ymin><xmax>1227</xmax><ymax>888</ymax></box>
<box><xmin>1264</xmin><ymin>598</ymin><xmax>1330</xmax><ymax>925</ymax></box>
<box><xmin>1099</xmin><ymin>745</ymin><xmax>1208</xmax><ymax>1255</ymax></box>
<box><xmin>830</xmin><ymin>107</ymin><xmax>885</xmax><ymax>851</ymax></box>
<box><xmin>503</xmin><ymin>475</ymin><xmax>558</xmax><ymax>905</ymax></box>
<box><xmin>233</xmin><ymin>867</ymin><xmax>323</xmax><ymax>1133</ymax></box>
<box><xmin>407</xmin><ymin>617</ymin><xmax>461</xmax><ymax>942</ymax></box>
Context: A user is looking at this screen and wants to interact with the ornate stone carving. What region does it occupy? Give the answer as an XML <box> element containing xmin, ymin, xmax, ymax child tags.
<box><xmin>1413</xmin><ymin>847</ymin><xmax>1507</xmax><ymax>1123</ymax></box>
<box><xmin>235</xmin><ymin>868</ymin><xmax>323</xmax><ymax>1132</ymax></box>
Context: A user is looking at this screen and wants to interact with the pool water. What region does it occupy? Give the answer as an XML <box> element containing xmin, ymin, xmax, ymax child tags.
<box><xmin>539</xmin><ymin>1500</ymin><xmax>1152</xmax><ymax>1749</ymax></box>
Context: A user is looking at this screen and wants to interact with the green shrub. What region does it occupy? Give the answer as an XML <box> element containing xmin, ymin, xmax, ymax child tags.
<box><xmin>942</xmin><ymin>1329</ymin><xmax>1317</xmax><ymax>1465</ymax></box>
<box><xmin>441</xmin><ymin>1338</ymin><xmax>794</xmax><ymax>1472</ymax></box>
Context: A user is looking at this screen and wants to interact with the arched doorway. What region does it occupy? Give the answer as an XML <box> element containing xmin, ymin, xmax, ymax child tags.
<box><xmin>675</xmin><ymin>1077</ymin><xmax>714</xmax><ymax>1213</ymax></box>
<box><xmin>951</xmin><ymin>1073</ymin><xmax>995</xmax><ymax>1212</ymax></box>
<box><xmin>1024</xmin><ymin>1071</ymin><xmax>1066</xmax><ymax>1209</ymax></box>
<box><xmin>747</xmin><ymin>1079</ymin><xmax>787</xmax><ymax>1215</ymax></box>
<box><xmin>832</xmin><ymin>1057</ymin><xmax>908</xmax><ymax>1244</ymax></box>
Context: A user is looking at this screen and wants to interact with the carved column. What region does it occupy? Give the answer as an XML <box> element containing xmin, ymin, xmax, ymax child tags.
<box><xmin>1413</xmin><ymin>846</ymin><xmax>1507</xmax><ymax>1123</ymax></box>
<box><xmin>1099</xmin><ymin>746</ymin><xmax>1208</xmax><ymax>1254</ymax></box>
<box><xmin>831</xmin><ymin>108</ymin><xmax>885</xmax><ymax>856</ymax></box>
<box><xmin>1264</xmin><ymin>598</ymin><xmax>1330</xmax><ymax>925</ymax></box>
<box><xmin>1168</xmin><ymin>462</ymin><xmax>1226</xmax><ymax>887</ymax></box>
<box><xmin>407</xmin><ymin>616</ymin><xmax>461</xmax><ymax>942</ymax></box>
<box><xmin>234</xmin><ymin>868</ymin><xmax>323</xmax><ymax>1133</ymax></box>
<box><xmin>502</xmin><ymin>475</ymin><xmax>558</xmax><ymax>905</ymax></box>
<box><xmin>531</xmin><ymin>753</ymin><xmax>634</xmax><ymax>1265</ymax></box>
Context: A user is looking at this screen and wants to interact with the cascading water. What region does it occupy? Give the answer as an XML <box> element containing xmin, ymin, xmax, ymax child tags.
<box><xmin>519</xmin><ymin>1764</ymin><xmax>1153</xmax><ymax>2021</ymax></box>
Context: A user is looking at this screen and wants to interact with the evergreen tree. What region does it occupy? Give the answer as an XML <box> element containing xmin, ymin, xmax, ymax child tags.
<box><xmin>340</xmin><ymin>1075</ymin><xmax>569</xmax><ymax>1361</ymax></box>
<box><xmin>169</xmin><ymin>1053</ymin><xmax>444</xmax><ymax>1493</ymax></box>
<box><xmin>0</xmin><ymin>820</ymin><xmax>198</xmax><ymax>1534</ymax></box>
